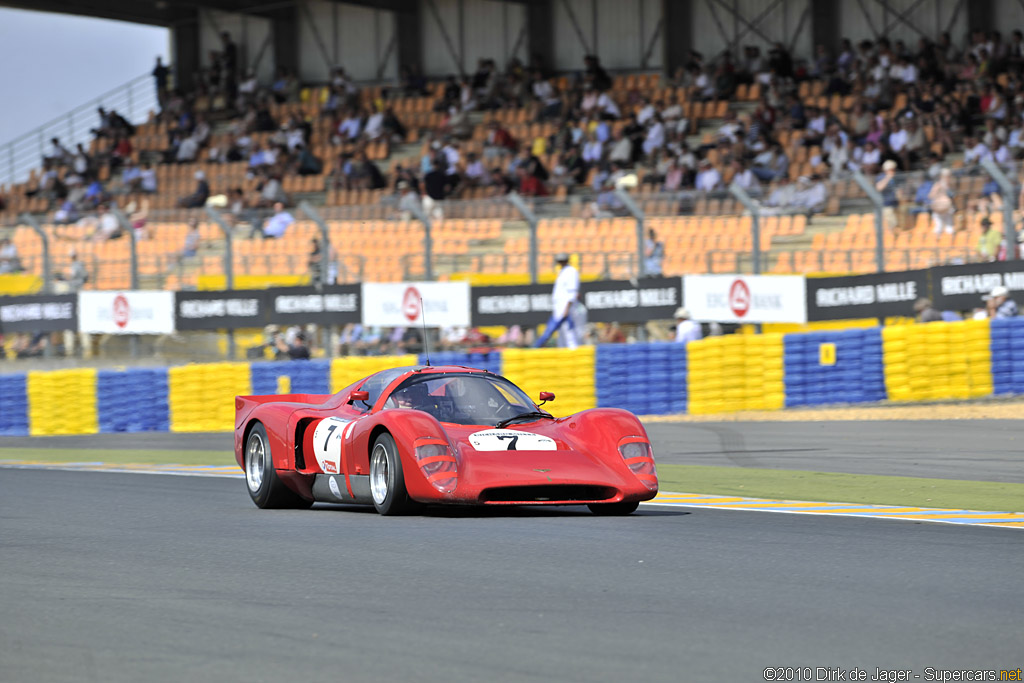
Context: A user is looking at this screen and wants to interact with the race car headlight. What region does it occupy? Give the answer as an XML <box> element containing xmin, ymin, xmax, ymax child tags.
<box><xmin>414</xmin><ymin>440</ymin><xmax>458</xmax><ymax>493</ymax></box>
<box><xmin>618</xmin><ymin>439</ymin><xmax>657</xmax><ymax>491</ymax></box>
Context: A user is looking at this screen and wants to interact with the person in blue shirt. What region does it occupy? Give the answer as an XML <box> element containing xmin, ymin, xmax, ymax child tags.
<box><xmin>252</xmin><ymin>202</ymin><xmax>294</xmax><ymax>239</ymax></box>
<box><xmin>875</xmin><ymin>160</ymin><xmax>902</xmax><ymax>230</ymax></box>
<box><xmin>644</xmin><ymin>229</ymin><xmax>664</xmax><ymax>276</ymax></box>
<box><xmin>986</xmin><ymin>286</ymin><xmax>1019</xmax><ymax>319</ymax></box>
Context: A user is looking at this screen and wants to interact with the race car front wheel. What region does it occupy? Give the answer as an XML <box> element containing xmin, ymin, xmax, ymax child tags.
<box><xmin>588</xmin><ymin>501</ymin><xmax>640</xmax><ymax>515</ymax></box>
<box><xmin>245</xmin><ymin>422</ymin><xmax>312</xmax><ymax>509</ymax></box>
<box><xmin>369</xmin><ymin>432</ymin><xmax>415</xmax><ymax>515</ymax></box>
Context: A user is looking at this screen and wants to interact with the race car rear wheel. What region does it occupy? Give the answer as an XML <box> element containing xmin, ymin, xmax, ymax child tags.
<box><xmin>245</xmin><ymin>422</ymin><xmax>312</xmax><ymax>509</ymax></box>
<box><xmin>369</xmin><ymin>432</ymin><xmax>414</xmax><ymax>515</ymax></box>
<box><xmin>588</xmin><ymin>501</ymin><xmax>640</xmax><ymax>516</ymax></box>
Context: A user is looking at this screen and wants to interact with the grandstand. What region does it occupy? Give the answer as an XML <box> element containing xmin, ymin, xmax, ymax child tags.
<box><xmin>2</xmin><ymin>0</ymin><xmax>1023</xmax><ymax>297</ymax></box>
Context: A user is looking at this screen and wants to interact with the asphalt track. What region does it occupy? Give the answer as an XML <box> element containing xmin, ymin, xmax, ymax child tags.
<box><xmin>3</xmin><ymin>418</ymin><xmax>1022</xmax><ymax>482</ymax></box>
<box><xmin>647</xmin><ymin>419</ymin><xmax>1024</xmax><ymax>483</ymax></box>
<box><xmin>2</xmin><ymin>467</ymin><xmax>1022</xmax><ymax>683</ymax></box>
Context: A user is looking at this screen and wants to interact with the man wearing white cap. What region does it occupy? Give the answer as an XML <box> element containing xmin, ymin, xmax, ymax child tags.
<box><xmin>178</xmin><ymin>170</ymin><xmax>210</xmax><ymax>208</ymax></box>
<box><xmin>875</xmin><ymin>159</ymin><xmax>901</xmax><ymax>230</ymax></box>
<box><xmin>534</xmin><ymin>253</ymin><xmax>580</xmax><ymax>348</ymax></box>
<box><xmin>985</xmin><ymin>285</ymin><xmax>1019</xmax><ymax>318</ymax></box>
<box><xmin>674</xmin><ymin>307</ymin><xmax>702</xmax><ymax>344</ymax></box>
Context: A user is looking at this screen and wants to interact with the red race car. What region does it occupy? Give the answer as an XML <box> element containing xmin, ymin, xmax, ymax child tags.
<box><xmin>234</xmin><ymin>365</ymin><xmax>658</xmax><ymax>515</ymax></box>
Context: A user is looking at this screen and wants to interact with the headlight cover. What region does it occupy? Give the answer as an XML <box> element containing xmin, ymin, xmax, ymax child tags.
<box><xmin>618</xmin><ymin>438</ymin><xmax>657</xmax><ymax>491</ymax></box>
<box><xmin>414</xmin><ymin>439</ymin><xmax>458</xmax><ymax>493</ymax></box>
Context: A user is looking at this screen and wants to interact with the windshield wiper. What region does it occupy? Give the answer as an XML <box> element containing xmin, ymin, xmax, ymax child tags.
<box><xmin>496</xmin><ymin>411</ymin><xmax>554</xmax><ymax>428</ymax></box>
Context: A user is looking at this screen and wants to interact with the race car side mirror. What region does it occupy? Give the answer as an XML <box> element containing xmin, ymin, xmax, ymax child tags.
<box><xmin>538</xmin><ymin>391</ymin><xmax>555</xmax><ymax>406</ymax></box>
<box><xmin>350</xmin><ymin>390</ymin><xmax>369</xmax><ymax>403</ymax></box>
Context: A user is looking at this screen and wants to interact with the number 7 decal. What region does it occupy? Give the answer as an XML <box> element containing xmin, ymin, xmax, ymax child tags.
<box><xmin>496</xmin><ymin>434</ymin><xmax>519</xmax><ymax>450</ymax></box>
<box><xmin>323</xmin><ymin>424</ymin><xmax>338</xmax><ymax>451</ymax></box>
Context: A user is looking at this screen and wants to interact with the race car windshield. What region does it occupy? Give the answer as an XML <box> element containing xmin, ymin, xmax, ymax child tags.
<box><xmin>384</xmin><ymin>373</ymin><xmax>538</xmax><ymax>426</ymax></box>
<box><xmin>356</xmin><ymin>366</ymin><xmax>422</xmax><ymax>410</ymax></box>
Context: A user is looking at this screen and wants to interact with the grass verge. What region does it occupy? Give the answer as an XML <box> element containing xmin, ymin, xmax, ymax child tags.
<box><xmin>657</xmin><ymin>464</ymin><xmax>1024</xmax><ymax>513</ymax></box>
<box><xmin>0</xmin><ymin>447</ymin><xmax>234</xmax><ymax>466</ymax></box>
<box><xmin>4</xmin><ymin>449</ymin><xmax>1022</xmax><ymax>513</ymax></box>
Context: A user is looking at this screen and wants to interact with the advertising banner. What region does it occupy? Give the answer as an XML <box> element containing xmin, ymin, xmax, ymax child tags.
<box><xmin>175</xmin><ymin>290</ymin><xmax>266</xmax><ymax>331</ymax></box>
<box><xmin>930</xmin><ymin>262</ymin><xmax>1024</xmax><ymax>312</ymax></box>
<box><xmin>805</xmin><ymin>270</ymin><xmax>928</xmax><ymax>321</ymax></box>
<box><xmin>581</xmin><ymin>277</ymin><xmax>681</xmax><ymax>323</ymax></box>
<box><xmin>268</xmin><ymin>285</ymin><xmax>361</xmax><ymax>325</ymax></box>
<box><xmin>0</xmin><ymin>294</ymin><xmax>77</xmax><ymax>333</ymax></box>
<box><xmin>362</xmin><ymin>282</ymin><xmax>470</xmax><ymax>327</ymax></box>
<box><xmin>683</xmin><ymin>274</ymin><xmax>807</xmax><ymax>323</ymax></box>
<box><xmin>78</xmin><ymin>291</ymin><xmax>175</xmax><ymax>334</ymax></box>
<box><xmin>471</xmin><ymin>283</ymin><xmax>552</xmax><ymax>327</ymax></box>
<box><xmin>471</xmin><ymin>278</ymin><xmax>682</xmax><ymax>327</ymax></box>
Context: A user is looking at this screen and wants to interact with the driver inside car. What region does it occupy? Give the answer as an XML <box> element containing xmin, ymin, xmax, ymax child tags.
<box><xmin>389</xmin><ymin>381</ymin><xmax>432</xmax><ymax>410</ymax></box>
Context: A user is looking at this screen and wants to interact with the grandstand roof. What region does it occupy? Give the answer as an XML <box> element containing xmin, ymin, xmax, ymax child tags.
<box><xmin>0</xmin><ymin>0</ymin><xmax>413</xmax><ymax>27</ymax></box>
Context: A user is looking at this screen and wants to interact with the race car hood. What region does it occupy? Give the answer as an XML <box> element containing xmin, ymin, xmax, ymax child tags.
<box><xmin>436</xmin><ymin>411</ymin><xmax>649</xmax><ymax>502</ymax></box>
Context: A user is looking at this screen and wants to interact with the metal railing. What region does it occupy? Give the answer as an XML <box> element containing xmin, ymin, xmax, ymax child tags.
<box><xmin>193</xmin><ymin>253</ymin><xmax>366</xmax><ymax>285</ymax></box>
<box><xmin>704</xmin><ymin>247</ymin><xmax>976</xmax><ymax>275</ymax></box>
<box><xmin>2</xmin><ymin>72</ymin><xmax>158</xmax><ymax>186</ymax></box>
<box><xmin>401</xmin><ymin>251</ymin><xmax>638</xmax><ymax>281</ymax></box>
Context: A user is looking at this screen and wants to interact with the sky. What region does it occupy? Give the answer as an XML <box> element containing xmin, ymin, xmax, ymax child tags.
<box><xmin>0</xmin><ymin>8</ymin><xmax>170</xmax><ymax>144</ymax></box>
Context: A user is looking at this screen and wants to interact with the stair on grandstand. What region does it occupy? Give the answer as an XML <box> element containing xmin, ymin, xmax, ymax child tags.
<box><xmin>424</xmin><ymin>219</ymin><xmax>527</xmax><ymax>280</ymax></box>
<box><xmin>759</xmin><ymin>214</ymin><xmax>850</xmax><ymax>274</ymax></box>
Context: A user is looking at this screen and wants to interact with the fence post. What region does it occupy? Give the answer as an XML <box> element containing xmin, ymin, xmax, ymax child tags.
<box><xmin>204</xmin><ymin>205</ymin><xmax>236</xmax><ymax>359</ymax></box>
<box><xmin>728</xmin><ymin>182</ymin><xmax>763</xmax><ymax>274</ymax></box>
<box><xmin>980</xmin><ymin>157</ymin><xmax>1018</xmax><ymax>261</ymax></box>
<box><xmin>110</xmin><ymin>205</ymin><xmax>139</xmax><ymax>289</ymax></box>
<box><xmin>298</xmin><ymin>201</ymin><xmax>333</xmax><ymax>287</ymax></box>
<box><xmin>506</xmin><ymin>192</ymin><xmax>539</xmax><ymax>284</ymax></box>
<box><xmin>111</xmin><ymin>205</ymin><xmax>140</xmax><ymax>357</ymax></box>
<box><xmin>852</xmin><ymin>169</ymin><xmax>886</xmax><ymax>273</ymax></box>
<box><xmin>20</xmin><ymin>213</ymin><xmax>52</xmax><ymax>294</ymax></box>
<box><xmin>299</xmin><ymin>201</ymin><xmax>334</xmax><ymax>356</ymax></box>
<box><xmin>614</xmin><ymin>189</ymin><xmax>646</xmax><ymax>278</ymax></box>
<box><xmin>405</xmin><ymin>201</ymin><xmax>434</xmax><ymax>280</ymax></box>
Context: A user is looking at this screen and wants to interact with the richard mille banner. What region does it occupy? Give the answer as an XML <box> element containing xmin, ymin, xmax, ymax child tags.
<box><xmin>580</xmin><ymin>277</ymin><xmax>681</xmax><ymax>323</ymax></box>
<box><xmin>268</xmin><ymin>285</ymin><xmax>361</xmax><ymax>325</ymax></box>
<box><xmin>470</xmin><ymin>278</ymin><xmax>682</xmax><ymax>326</ymax></box>
<box><xmin>471</xmin><ymin>283</ymin><xmax>552</xmax><ymax>327</ymax></box>
<box><xmin>805</xmin><ymin>270</ymin><xmax>928</xmax><ymax>321</ymax></box>
<box><xmin>0</xmin><ymin>294</ymin><xmax>77</xmax><ymax>333</ymax></box>
<box><xmin>930</xmin><ymin>261</ymin><xmax>1024</xmax><ymax>311</ymax></box>
<box><xmin>175</xmin><ymin>290</ymin><xmax>266</xmax><ymax>330</ymax></box>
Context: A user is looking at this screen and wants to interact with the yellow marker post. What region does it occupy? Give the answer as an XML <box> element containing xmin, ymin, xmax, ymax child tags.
<box><xmin>276</xmin><ymin>375</ymin><xmax>292</xmax><ymax>394</ymax></box>
<box><xmin>819</xmin><ymin>342</ymin><xmax>837</xmax><ymax>366</ymax></box>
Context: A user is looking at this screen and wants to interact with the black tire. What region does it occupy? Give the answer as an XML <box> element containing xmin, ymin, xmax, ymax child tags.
<box><xmin>244</xmin><ymin>422</ymin><xmax>313</xmax><ymax>509</ymax></box>
<box><xmin>369</xmin><ymin>432</ymin><xmax>415</xmax><ymax>515</ymax></box>
<box><xmin>588</xmin><ymin>501</ymin><xmax>640</xmax><ymax>516</ymax></box>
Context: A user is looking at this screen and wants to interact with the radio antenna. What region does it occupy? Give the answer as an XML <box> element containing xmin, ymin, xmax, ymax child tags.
<box><xmin>420</xmin><ymin>297</ymin><xmax>431</xmax><ymax>366</ymax></box>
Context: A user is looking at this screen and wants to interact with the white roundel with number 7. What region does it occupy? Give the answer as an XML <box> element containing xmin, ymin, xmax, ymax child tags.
<box><xmin>469</xmin><ymin>429</ymin><xmax>556</xmax><ymax>451</ymax></box>
<box><xmin>312</xmin><ymin>417</ymin><xmax>352</xmax><ymax>473</ymax></box>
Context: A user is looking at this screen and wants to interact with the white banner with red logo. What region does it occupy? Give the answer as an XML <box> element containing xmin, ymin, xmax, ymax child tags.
<box><xmin>77</xmin><ymin>291</ymin><xmax>176</xmax><ymax>334</ymax></box>
<box><xmin>683</xmin><ymin>275</ymin><xmax>807</xmax><ymax>323</ymax></box>
<box><xmin>361</xmin><ymin>282</ymin><xmax>471</xmax><ymax>327</ymax></box>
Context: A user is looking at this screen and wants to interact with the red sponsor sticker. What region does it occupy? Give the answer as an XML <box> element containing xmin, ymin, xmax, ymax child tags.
<box><xmin>112</xmin><ymin>293</ymin><xmax>130</xmax><ymax>328</ymax></box>
<box><xmin>323</xmin><ymin>461</ymin><xmax>338</xmax><ymax>474</ymax></box>
<box><xmin>402</xmin><ymin>286</ymin><xmax>421</xmax><ymax>322</ymax></box>
<box><xmin>729</xmin><ymin>279</ymin><xmax>750</xmax><ymax>318</ymax></box>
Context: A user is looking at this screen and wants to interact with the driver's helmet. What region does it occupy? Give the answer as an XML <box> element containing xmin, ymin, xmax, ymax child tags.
<box><xmin>396</xmin><ymin>381</ymin><xmax>431</xmax><ymax>409</ymax></box>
